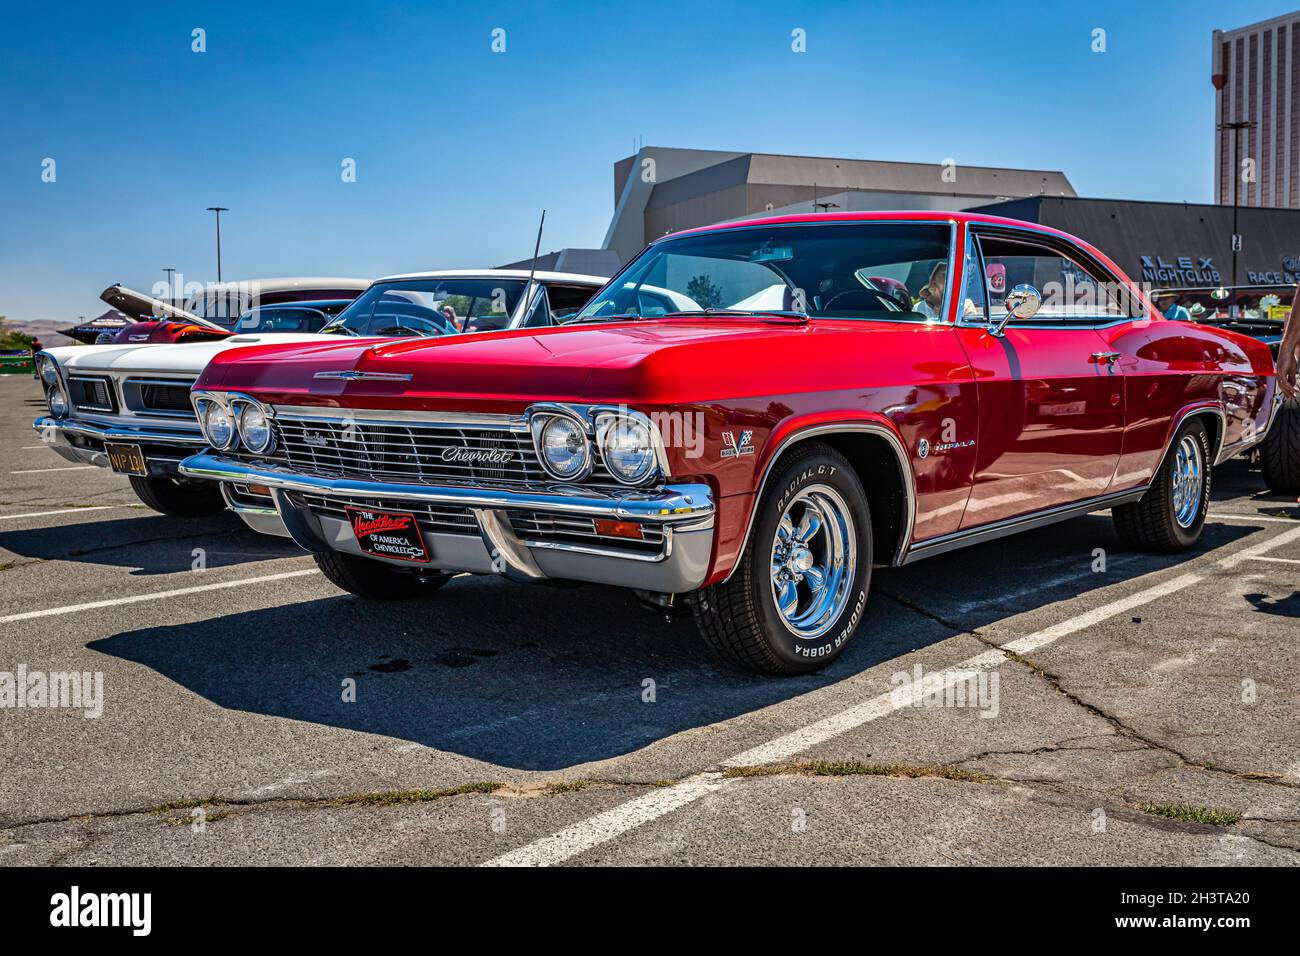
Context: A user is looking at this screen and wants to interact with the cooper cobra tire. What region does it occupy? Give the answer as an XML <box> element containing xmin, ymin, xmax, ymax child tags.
<box><xmin>695</xmin><ymin>443</ymin><xmax>872</xmax><ymax>675</ymax></box>
<box><xmin>127</xmin><ymin>475</ymin><xmax>226</xmax><ymax>517</ymax></box>
<box><xmin>314</xmin><ymin>551</ymin><xmax>451</xmax><ymax>600</ymax></box>
<box><xmin>1113</xmin><ymin>418</ymin><xmax>1211</xmax><ymax>552</ymax></box>
<box><xmin>1260</xmin><ymin>395</ymin><xmax>1300</xmax><ymax>494</ymax></box>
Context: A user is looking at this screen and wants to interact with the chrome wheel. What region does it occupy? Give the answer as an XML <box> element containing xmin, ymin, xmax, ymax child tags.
<box><xmin>769</xmin><ymin>484</ymin><xmax>856</xmax><ymax>640</ymax></box>
<box><xmin>1171</xmin><ymin>434</ymin><xmax>1204</xmax><ymax>529</ymax></box>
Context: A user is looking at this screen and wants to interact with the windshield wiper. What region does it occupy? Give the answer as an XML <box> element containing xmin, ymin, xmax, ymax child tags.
<box><xmin>569</xmin><ymin>313</ymin><xmax>651</xmax><ymax>324</ymax></box>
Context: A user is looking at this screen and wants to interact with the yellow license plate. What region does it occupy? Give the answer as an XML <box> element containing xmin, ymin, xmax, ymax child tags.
<box><xmin>105</xmin><ymin>442</ymin><xmax>147</xmax><ymax>476</ymax></box>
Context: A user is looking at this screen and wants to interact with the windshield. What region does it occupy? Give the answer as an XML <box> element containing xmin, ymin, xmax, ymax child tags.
<box><xmin>323</xmin><ymin>278</ymin><xmax>527</xmax><ymax>336</ymax></box>
<box><xmin>234</xmin><ymin>306</ymin><xmax>329</xmax><ymax>334</ymax></box>
<box><xmin>574</xmin><ymin>222</ymin><xmax>954</xmax><ymax>322</ymax></box>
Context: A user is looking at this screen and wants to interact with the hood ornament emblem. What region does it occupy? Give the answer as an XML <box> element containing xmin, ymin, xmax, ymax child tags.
<box><xmin>313</xmin><ymin>370</ymin><xmax>413</xmax><ymax>382</ymax></box>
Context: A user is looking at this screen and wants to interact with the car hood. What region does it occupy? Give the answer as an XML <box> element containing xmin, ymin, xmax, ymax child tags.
<box><xmin>43</xmin><ymin>333</ymin><xmax>341</xmax><ymax>376</ymax></box>
<box><xmin>195</xmin><ymin>318</ymin><xmax>916</xmax><ymax>407</ymax></box>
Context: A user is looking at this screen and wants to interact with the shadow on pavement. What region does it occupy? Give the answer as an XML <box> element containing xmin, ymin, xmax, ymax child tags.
<box><xmin>0</xmin><ymin>512</ymin><xmax>303</xmax><ymax>574</ymax></box>
<box><xmin>87</xmin><ymin>508</ymin><xmax>1240</xmax><ymax>770</ymax></box>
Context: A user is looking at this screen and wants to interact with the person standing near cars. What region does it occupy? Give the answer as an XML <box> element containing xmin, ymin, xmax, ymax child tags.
<box><xmin>1278</xmin><ymin>282</ymin><xmax>1300</xmax><ymax>399</ymax></box>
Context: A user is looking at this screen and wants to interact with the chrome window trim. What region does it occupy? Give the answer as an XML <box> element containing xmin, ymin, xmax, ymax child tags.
<box><xmin>723</xmin><ymin>421</ymin><xmax>916</xmax><ymax>583</ymax></box>
<box><xmin>959</xmin><ymin>224</ymin><xmax>1146</xmax><ymax>331</ymax></box>
<box><xmin>621</xmin><ymin>219</ymin><xmax>961</xmax><ymax>329</ymax></box>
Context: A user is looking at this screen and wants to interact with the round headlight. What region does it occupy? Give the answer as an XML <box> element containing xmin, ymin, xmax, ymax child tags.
<box><xmin>47</xmin><ymin>380</ymin><xmax>68</xmax><ymax>418</ymax></box>
<box><xmin>600</xmin><ymin>416</ymin><xmax>657</xmax><ymax>484</ymax></box>
<box><xmin>538</xmin><ymin>416</ymin><xmax>590</xmax><ymax>480</ymax></box>
<box><xmin>201</xmin><ymin>401</ymin><xmax>236</xmax><ymax>450</ymax></box>
<box><xmin>237</xmin><ymin>403</ymin><xmax>273</xmax><ymax>454</ymax></box>
<box><xmin>38</xmin><ymin>358</ymin><xmax>58</xmax><ymax>387</ymax></box>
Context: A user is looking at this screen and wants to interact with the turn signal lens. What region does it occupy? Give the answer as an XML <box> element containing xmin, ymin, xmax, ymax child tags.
<box><xmin>594</xmin><ymin>519</ymin><xmax>643</xmax><ymax>540</ymax></box>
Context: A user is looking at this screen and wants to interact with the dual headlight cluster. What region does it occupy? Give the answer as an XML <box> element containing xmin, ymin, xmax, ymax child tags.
<box><xmin>36</xmin><ymin>355</ymin><xmax>68</xmax><ymax>417</ymax></box>
<box><xmin>193</xmin><ymin>393</ymin><xmax>275</xmax><ymax>455</ymax></box>
<box><xmin>529</xmin><ymin>406</ymin><xmax>663</xmax><ymax>486</ymax></box>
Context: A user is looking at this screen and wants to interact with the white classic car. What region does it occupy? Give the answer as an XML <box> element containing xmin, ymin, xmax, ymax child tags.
<box><xmin>33</xmin><ymin>270</ymin><xmax>607</xmax><ymax>525</ymax></box>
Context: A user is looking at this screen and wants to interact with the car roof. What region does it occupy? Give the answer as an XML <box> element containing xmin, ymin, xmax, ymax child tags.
<box><xmin>244</xmin><ymin>299</ymin><xmax>353</xmax><ymax>310</ymax></box>
<box><xmin>664</xmin><ymin>209</ymin><xmax>1080</xmax><ymax>242</ymax></box>
<box><xmin>190</xmin><ymin>277</ymin><xmax>372</xmax><ymax>293</ymax></box>
<box><xmin>373</xmin><ymin>269</ymin><xmax>607</xmax><ymax>286</ymax></box>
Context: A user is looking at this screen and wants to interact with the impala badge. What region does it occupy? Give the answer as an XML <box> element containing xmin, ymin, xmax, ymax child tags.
<box><xmin>720</xmin><ymin>430</ymin><xmax>755</xmax><ymax>458</ymax></box>
<box><xmin>917</xmin><ymin>438</ymin><xmax>930</xmax><ymax>459</ymax></box>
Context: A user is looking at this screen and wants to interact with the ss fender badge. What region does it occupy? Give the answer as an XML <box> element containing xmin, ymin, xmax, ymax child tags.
<box><xmin>720</xmin><ymin>430</ymin><xmax>755</xmax><ymax>458</ymax></box>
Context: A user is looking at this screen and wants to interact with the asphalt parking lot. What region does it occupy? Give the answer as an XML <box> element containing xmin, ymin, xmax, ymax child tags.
<box><xmin>1</xmin><ymin>373</ymin><xmax>1298</xmax><ymax>866</ymax></box>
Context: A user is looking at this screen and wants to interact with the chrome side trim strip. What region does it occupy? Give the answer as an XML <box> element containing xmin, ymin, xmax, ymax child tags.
<box><xmin>722</xmin><ymin>421</ymin><xmax>916</xmax><ymax>582</ymax></box>
<box><xmin>901</xmin><ymin>487</ymin><xmax>1149</xmax><ymax>564</ymax></box>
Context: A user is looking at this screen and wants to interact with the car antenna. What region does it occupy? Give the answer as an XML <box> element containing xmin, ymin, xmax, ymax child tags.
<box><xmin>520</xmin><ymin>209</ymin><xmax>546</xmax><ymax>320</ymax></box>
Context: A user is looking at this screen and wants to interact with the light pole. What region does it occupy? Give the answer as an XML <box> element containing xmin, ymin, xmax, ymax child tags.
<box><xmin>162</xmin><ymin>267</ymin><xmax>176</xmax><ymax>301</ymax></box>
<box><xmin>1217</xmin><ymin>120</ymin><xmax>1255</xmax><ymax>290</ymax></box>
<box><xmin>205</xmin><ymin>207</ymin><xmax>228</xmax><ymax>282</ymax></box>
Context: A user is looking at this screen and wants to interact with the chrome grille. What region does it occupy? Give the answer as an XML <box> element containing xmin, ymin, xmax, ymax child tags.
<box><xmin>509</xmin><ymin>511</ymin><xmax>665</xmax><ymax>554</ymax></box>
<box><xmin>68</xmin><ymin>375</ymin><xmax>116</xmax><ymax>413</ymax></box>
<box><xmin>293</xmin><ymin>493</ymin><xmax>478</xmax><ymax>536</ymax></box>
<box><xmin>273</xmin><ymin>415</ymin><xmax>544</xmax><ymax>485</ymax></box>
<box><xmin>122</xmin><ymin>377</ymin><xmax>198</xmax><ymax>418</ymax></box>
<box><xmin>290</xmin><ymin>493</ymin><xmax>665</xmax><ymax>554</ymax></box>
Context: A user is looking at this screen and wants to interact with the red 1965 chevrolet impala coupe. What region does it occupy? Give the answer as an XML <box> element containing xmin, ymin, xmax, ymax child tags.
<box><xmin>179</xmin><ymin>212</ymin><xmax>1279</xmax><ymax>674</ymax></box>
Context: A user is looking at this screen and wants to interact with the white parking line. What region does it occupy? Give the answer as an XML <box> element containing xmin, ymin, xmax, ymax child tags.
<box><xmin>9</xmin><ymin>465</ymin><xmax>96</xmax><ymax>474</ymax></box>
<box><xmin>1209</xmin><ymin>513</ymin><xmax>1298</xmax><ymax>524</ymax></box>
<box><xmin>1218</xmin><ymin>525</ymin><xmax>1300</xmax><ymax>569</ymax></box>
<box><xmin>483</xmin><ymin>571</ymin><xmax>1204</xmax><ymax>867</ymax></box>
<box><xmin>0</xmin><ymin>569</ymin><xmax>320</xmax><ymax>624</ymax></box>
<box><xmin>0</xmin><ymin>505</ymin><xmax>128</xmax><ymax>521</ymax></box>
<box><xmin>1247</xmin><ymin>555</ymin><xmax>1300</xmax><ymax>565</ymax></box>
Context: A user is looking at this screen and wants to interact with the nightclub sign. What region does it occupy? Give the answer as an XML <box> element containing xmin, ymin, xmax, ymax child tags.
<box><xmin>1138</xmin><ymin>255</ymin><xmax>1221</xmax><ymax>286</ymax></box>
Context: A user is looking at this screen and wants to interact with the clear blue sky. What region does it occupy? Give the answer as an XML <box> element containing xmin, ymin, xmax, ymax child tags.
<box><xmin>0</xmin><ymin>0</ymin><xmax>1286</xmax><ymax>322</ymax></box>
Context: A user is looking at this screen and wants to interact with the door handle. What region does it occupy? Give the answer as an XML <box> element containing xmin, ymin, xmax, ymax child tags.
<box><xmin>1090</xmin><ymin>351</ymin><xmax>1121</xmax><ymax>365</ymax></box>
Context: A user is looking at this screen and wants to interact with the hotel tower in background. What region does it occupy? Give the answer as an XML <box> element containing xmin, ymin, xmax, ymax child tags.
<box><xmin>1213</xmin><ymin>10</ymin><xmax>1300</xmax><ymax>208</ymax></box>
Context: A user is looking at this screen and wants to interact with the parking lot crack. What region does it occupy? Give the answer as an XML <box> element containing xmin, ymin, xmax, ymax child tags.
<box><xmin>993</xmin><ymin>651</ymin><xmax>1300</xmax><ymax>794</ymax></box>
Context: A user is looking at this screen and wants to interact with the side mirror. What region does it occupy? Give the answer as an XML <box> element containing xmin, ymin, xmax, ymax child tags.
<box><xmin>989</xmin><ymin>283</ymin><xmax>1041</xmax><ymax>336</ymax></box>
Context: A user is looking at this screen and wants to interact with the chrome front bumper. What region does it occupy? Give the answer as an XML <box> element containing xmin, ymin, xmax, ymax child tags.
<box><xmin>180</xmin><ymin>453</ymin><xmax>716</xmax><ymax>593</ymax></box>
<box><xmin>33</xmin><ymin>415</ymin><xmax>208</xmax><ymax>475</ymax></box>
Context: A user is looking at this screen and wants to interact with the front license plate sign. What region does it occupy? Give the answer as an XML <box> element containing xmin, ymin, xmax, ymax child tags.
<box><xmin>105</xmin><ymin>442</ymin><xmax>147</xmax><ymax>476</ymax></box>
<box><xmin>346</xmin><ymin>507</ymin><xmax>430</xmax><ymax>563</ymax></box>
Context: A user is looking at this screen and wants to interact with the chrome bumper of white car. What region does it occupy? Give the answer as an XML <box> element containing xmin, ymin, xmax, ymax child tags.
<box><xmin>32</xmin><ymin>415</ymin><xmax>208</xmax><ymax>476</ymax></box>
<box><xmin>180</xmin><ymin>453</ymin><xmax>716</xmax><ymax>593</ymax></box>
